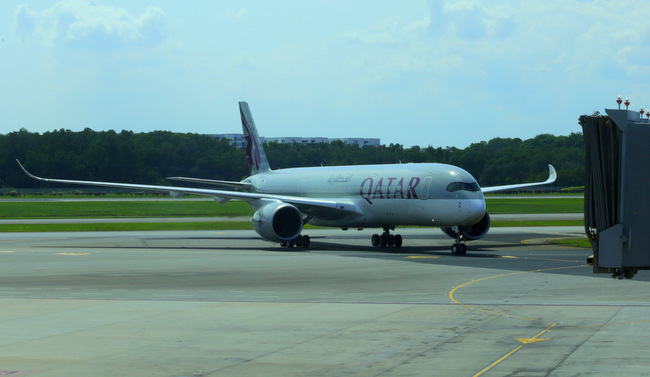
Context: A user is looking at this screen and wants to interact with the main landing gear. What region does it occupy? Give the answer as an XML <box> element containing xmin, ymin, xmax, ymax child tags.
<box><xmin>280</xmin><ymin>234</ymin><xmax>311</xmax><ymax>248</ymax></box>
<box><xmin>371</xmin><ymin>227</ymin><xmax>402</xmax><ymax>248</ymax></box>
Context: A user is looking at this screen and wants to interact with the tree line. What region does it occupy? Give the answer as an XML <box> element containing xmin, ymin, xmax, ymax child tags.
<box><xmin>0</xmin><ymin>128</ymin><xmax>584</xmax><ymax>189</ymax></box>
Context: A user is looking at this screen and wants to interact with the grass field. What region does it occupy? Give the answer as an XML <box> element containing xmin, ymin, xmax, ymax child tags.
<box><xmin>0</xmin><ymin>197</ymin><xmax>582</xmax><ymax>219</ymax></box>
<box><xmin>485</xmin><ymin>198</ymin><xmax>583</xmax><ymax>213</ymax></box>
<box><xmin>0</xmin><ymin>221</ymin><xmax>253</xmax><ymax>233</ymax></box>
<box><xmin>0</xmin><ymin>200</ymin><xmax>253</xmax><ymax>219</ymax></box>
<box><xmin>551</xmin><ymin>238</ymin><xmax>591</xmax><ymax>248</ymax></box>
<box><xmin>0</xmin><ymin>196</ymin><xmax>585</xmax><ymax>235</ymax></box>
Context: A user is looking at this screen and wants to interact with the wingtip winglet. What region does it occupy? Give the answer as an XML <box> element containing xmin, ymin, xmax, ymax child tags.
<box><xmin>15</xmin><ymin>159</ymin><xmax>27</xmax><ymax>174</ymax></box>
<box><xmin>547</xmin><ymin>164</ymin><xmax>557</xmax><ymax>183</ymax></box>
<box><xmin>16</xmin><ymin>159</ymin><xmax>45</xmax><ymax>182</ymax></box>
<box><xmin>480</xmin><ymin>163</ymin><xmax>558</xmax><ymax>193</ymax></box>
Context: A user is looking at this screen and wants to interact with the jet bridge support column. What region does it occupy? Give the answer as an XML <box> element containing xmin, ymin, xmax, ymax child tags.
<box><xmin>580</xmin><ymin>108</ymin><xmax>650</xmax><ymax>279</ymax></box>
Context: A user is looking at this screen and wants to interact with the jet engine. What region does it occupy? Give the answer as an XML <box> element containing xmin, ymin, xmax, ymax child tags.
<box><xmin>252</xmin><ymin>202</ymin><xmax>303</xmax><ymax>242</ymax></box>
<box><xmin>441</xmin><ymin>212</ymin><xmax>491</xmax><ymax>241</ymax></box>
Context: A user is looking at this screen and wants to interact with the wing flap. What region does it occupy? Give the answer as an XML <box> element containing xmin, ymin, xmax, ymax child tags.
<box><xmin>166</xmin><ymin>176</ymin><xmax>251</xmax><ymax>190</ymax></box>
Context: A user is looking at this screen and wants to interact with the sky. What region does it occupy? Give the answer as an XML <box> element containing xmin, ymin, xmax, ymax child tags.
<box><xmin>2</xmin><ymin>1</ymin><xmax>650</xmax><ymax>149</ymax></box>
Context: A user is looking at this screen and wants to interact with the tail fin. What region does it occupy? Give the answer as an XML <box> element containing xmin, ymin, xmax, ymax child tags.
<box><xmin>239</xmin><ymin>101</ymin><xmax>271</xmax><ymax>175</ymax></box>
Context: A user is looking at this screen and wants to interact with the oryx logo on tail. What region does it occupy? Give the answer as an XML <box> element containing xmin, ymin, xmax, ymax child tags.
<box><xmin>240</xmin><ymin>101</ymin><xmax>271</xmax><ymax>176</ymax></box>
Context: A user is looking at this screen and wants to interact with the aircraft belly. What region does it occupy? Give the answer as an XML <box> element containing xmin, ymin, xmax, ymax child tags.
<box><xmin>309</xmin><ymin>198</ymin><xmax>485</xmax><ymax>228</ymax></box>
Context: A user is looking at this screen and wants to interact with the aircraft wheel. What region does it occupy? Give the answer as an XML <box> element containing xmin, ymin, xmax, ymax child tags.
<box><xmin>451</xmin><ymin>243</ymin><xmax>461</xmax><ymax>254</ymax></box>
<box><xmin>280</xmin><ymin>241</ymin><xmax>288</xmax><ymax>248</ymax></box>
<box><xmin>371</xmin><ymin>234</ymin><xmax>379</xmax><ymax>247</ymax></box>
<box><xmin>302</xmin><ymin>235</ymin><xmax>311</xmax><ymax>248</ymax></box>
<box><xmin>394</xmin><ymin>234</ymin><xmax>403</xmax><ymax>248</ymax></box>
<box><xmin>387</xmin><ymin>234</ymin><xmax>395</xmax><ymax>247</ymax></box>
<box><xmin>379</xmin><ymin>234</ymin><xmax>388</xmax><ymax>247</ymax></box>
<box><xmin>461</xmin><ymin>244</ymin><xmax>467</xmax><ymax>255</ymax></box>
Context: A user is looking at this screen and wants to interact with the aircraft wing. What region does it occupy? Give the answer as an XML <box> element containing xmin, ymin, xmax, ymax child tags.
<box><xmin>481</xmin><ymin>164</ymin><xmax>557</xmax><ymax>193</ymax></box>
<box><xmin>16</xmin><ymin>160</ymin><xmax>359</xmax><ymax>215</ymax></box>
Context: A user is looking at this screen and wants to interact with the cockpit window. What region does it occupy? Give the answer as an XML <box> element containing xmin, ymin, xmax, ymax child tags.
<box><xmin>446</xmin><ymin>182</ymin><xmax>480</xmax><ymax>192</ymax></box>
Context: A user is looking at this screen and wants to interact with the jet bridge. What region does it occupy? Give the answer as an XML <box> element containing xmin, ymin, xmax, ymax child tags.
<box><xmin>580</xmin><ymin>108</ymin><xmax>650</xmax><ymax>279</ymax></box>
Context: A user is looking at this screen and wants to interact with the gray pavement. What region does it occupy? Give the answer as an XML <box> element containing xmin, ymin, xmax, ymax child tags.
<box><xmin>0</xmin><ymin>227</ymin><xmax>648</xmax><ymax>376</ymax></box>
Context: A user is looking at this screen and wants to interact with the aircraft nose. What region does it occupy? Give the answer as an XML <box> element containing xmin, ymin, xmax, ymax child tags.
<box><xmin>461</xmin><ymin>198</ymin><xmax>487</xmax><ymax>224</ymax></box>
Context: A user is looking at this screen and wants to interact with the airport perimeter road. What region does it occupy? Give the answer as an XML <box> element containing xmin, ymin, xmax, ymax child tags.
<box><xmin>1</xmin><ymin>228</ymin><xmax>648</xmax><ymax>377</ymax></box>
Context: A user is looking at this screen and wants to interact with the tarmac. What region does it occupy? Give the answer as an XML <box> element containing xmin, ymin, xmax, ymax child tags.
<box><xmin>1</xmin><ymin>227</ymin><xmax>649</xmax><ymax>376</ymax></box>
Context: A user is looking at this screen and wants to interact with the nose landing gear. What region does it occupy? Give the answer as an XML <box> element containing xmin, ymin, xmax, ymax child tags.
<box><xmin>451</xmin><ymin>241</ymin><xmax>467</xmax><ymax>255</ymax></box>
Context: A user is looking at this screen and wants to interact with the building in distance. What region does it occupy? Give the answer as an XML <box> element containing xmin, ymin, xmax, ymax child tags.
<box><xmin>213</xmin><ymin>134</ymin><xmax>380</xmax><ymax>148</ymax></box>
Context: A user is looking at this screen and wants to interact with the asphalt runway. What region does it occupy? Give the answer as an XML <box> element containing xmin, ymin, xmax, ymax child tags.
<box><xmin>1</xmin><ymin>227</ymin><xmax>649</xmax><ymax>376</ymax></box>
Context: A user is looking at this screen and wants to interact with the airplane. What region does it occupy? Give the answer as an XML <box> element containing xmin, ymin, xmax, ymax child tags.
<box><xmin>17</xmin><ymin>101</ymin><xmax>557</xmax><ymax>254</ymax></box>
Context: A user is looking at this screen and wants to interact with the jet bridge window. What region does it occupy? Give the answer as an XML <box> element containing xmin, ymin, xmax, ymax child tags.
<box><xmin>446</xmin><ymin>182</ymin><xmax>480</xmax><ymax>192</ymax></box>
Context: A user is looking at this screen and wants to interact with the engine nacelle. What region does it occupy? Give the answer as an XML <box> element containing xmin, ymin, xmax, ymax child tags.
<box><xmin>441</xmin><ymin>212</ymin><xmax>491</xmax><ymax>241</ymax></box>
<box><xmin>252</xmin><ymin>202</ymin><xmax>303</xmax><ymax>242</ymax></box>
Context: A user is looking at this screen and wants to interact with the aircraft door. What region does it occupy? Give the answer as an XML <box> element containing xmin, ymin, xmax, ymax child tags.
<box><xmin>420</xmin><ymin>176</ymin><xmax>433</xmax><ymax>200</ymax></box>
<box><xmin>299</xmin><ymin>179</ymin><xmax>306</xmax><ymax>197</ymax></box>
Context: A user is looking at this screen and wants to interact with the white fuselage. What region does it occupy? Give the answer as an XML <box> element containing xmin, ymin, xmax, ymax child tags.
<box><xmin>244</xmin><ymin>162</ymin><xmax>486</xmax><ymax>229</ymax></box>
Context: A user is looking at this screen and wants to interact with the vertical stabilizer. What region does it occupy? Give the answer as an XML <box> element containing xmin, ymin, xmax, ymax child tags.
<box><xmin>239</xmin><ymin>101</ymin><xmax>271</xmax><ymax>175</ymax></box>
